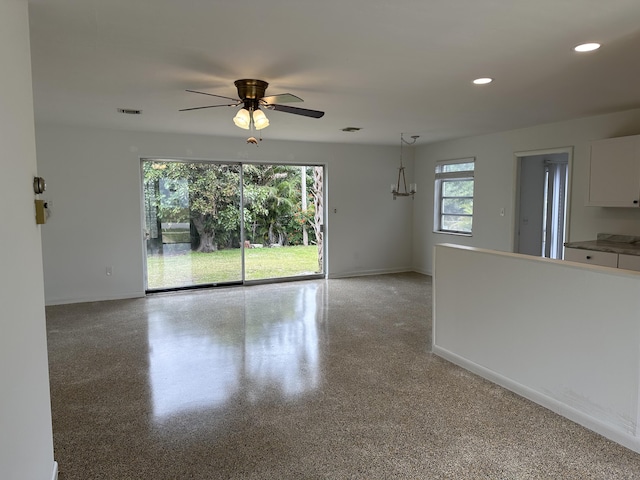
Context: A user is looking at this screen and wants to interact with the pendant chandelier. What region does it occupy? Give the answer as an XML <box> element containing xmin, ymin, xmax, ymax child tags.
<box><xmin>392</xmin><ymin>133</ymin><xmax>419</xmax><ymax>199</ymax></box>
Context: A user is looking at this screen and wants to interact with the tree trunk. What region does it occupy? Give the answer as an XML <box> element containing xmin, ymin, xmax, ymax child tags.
<box><xmin>268</xmin><ymin>223</ymin><xmax>283</xmax><ymax>245</ymax></box>
<box><xmin>196</xmin><ymin>231</ymin><xmax>217</xmax><ymax>252</ymax></box>
<box><xmin>312</xmin><ymin>167</ymin><xmax>324</xmax><ymax>271</ymax></box>
<box><xmin>191</xmin><ymin>214</ymin><xmax>217</xmax><ymax>252</ymax></box>
<box><xmin>268</xmin><ymin>223</ymin><xmax>274</xmax><ymax>245</ymax></box>
<box><xmin>251</xmin><ymin>221</ymin><xmax>258</xmax><ymax>245</ymax></box>
<box><xmin>301</xmin><ymin>166</ymin><xmax>308</xmax><ymax>246</ymax></box>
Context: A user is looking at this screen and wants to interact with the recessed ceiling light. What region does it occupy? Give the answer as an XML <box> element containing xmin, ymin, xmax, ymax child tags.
<box><xmin>574</xmin><ymin>43</ymin><xmax>600</xmax><ymax>52</ymax></box>
<box><xmin>473</xmin><ymin>78</ymin><xmax>493</xmax><ymax>85</ymax></box>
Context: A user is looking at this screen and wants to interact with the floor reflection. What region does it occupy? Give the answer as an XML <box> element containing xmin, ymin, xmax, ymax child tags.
<box><xmin>244</xmin><ymin>283</ymin><xmax>322</xmax><ymax>401</ymax></box>
<box><xmin>148</xmin><ymin>322</ymin><xmax>242</xmax><ymax>417</ymax></box>
<box><xmin>148</xmin><ymin>282</ymin><xmax>326</xmax><ymax>419</ymax></box>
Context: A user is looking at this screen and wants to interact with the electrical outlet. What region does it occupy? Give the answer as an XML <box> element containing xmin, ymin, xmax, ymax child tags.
<box><xmin>106</xmin><ymin>266</ymin><xmax>113</xmax><ymax>276</ymax></box>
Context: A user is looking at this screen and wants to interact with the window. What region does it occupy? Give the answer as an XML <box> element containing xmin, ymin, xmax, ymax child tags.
<box><xmin>434</xmin><ymin>158</ymin><xmax>475</xmax><ymax>235</ymax></box>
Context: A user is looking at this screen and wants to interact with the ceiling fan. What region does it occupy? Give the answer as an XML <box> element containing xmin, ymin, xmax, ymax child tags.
<box><xmin>179</xmin><ymin>79</ymin><xmax>324</xmax><ymax>131</ymax></box>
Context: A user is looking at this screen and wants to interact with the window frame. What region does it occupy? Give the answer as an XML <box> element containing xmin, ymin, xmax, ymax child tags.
<box><xmin>434</xmin><ymin>157</ymin><xmax>475</xmax><ymax>235</ymax></box>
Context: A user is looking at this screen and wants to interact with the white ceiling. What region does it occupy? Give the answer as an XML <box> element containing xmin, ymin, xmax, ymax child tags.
<box><xmin>27</xmin><ymin>0</ymin><xmax>640</xmax><ymax>146</ymax></box>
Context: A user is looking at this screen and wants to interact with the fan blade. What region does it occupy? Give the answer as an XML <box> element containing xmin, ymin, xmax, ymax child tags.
<box><xmin>185</xmin><ymin>89</ymin><xmax>239</xmax><ymax>102</ymax></box>
<box><xmin>268</xmin><ymin>104</ymin><xmax>325</xmax><ymax>118</ymax></box>
<box><xmin>179</xmin><ymin>103</ymin><xmax>239</xmax><ymax>112</ymax></box>
<box><xmin>261</xmin><ymin>93</ymin><xmax>303</xmax><ymax>104</ymax></box>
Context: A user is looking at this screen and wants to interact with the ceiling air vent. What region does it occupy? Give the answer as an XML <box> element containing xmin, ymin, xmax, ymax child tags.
<box><xmin>341</xmin><ymin>127</ymin><xmax>362</xmax><ymax>132</ymax></box>
<box><xmin>118</xmin><ymin>108</ymin><xmax>142</xmax><ymax>115</ymax></box>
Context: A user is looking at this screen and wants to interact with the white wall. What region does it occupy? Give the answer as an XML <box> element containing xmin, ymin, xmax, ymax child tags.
<box><xmin>35</xmin><ymin>124</ymin><xmax>415</xmax><ymax>304</ymax></box>
<box><xmin>413</xmin><ymin>108</ymin><xmax>640</xmax><ymax>274</ymax></box>
<box><xmin>433</xmin><ymin>244</ymin><xmax>640</xmax><ymax>453</ymax></box>
<box><xmin>0</xmin><ymin>1</ymin><xmax>56</xmax><ymax>479</ymax></box>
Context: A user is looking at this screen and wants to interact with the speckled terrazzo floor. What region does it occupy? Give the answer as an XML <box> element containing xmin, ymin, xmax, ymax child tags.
<box><xmin>46</xmin><ymin>273</ymin><xmax>640</xmax><ymax>479</ymax></box>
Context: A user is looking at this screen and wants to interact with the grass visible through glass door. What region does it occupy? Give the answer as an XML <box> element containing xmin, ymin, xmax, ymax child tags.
<box><xmin>146</xmin><ymin>245</ymin><xmax>320</xmax><ymax>289</ymax></box>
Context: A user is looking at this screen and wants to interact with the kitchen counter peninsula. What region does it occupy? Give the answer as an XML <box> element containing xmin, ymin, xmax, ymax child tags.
<box><xmin>564</xmin><ymin>233</ymin><xmax>640</xmax><ymax>256</ymax></box>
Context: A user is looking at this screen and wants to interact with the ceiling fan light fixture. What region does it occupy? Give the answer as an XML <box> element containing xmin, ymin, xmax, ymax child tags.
<box><xmin>183</xmin><ymin>79</ymin><xmax>324</xmax><ymax>136</ymax></box>
<box><xmin>233</xmin><ymin>108</ymin><xmax>251</xmax><ymax>129</ymax></box>
<box><xmin>252</xmin><ymin>109</ymin><xmax>270</xmax><ymax>130</ymax></box>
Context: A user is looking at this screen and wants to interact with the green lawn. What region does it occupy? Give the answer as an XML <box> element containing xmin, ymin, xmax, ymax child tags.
<box><xmin>146</xmin><ymin>245</ymin><xmax>320</xmax><ymax>289</ymax></box>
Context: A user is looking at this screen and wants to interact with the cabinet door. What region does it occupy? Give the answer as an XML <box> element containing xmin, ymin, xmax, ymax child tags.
<box><xmin>564</xmin><ymin>247</ymin><xmax>618</xmax><ymax>267</ymax></box>
<box><xmin>617</xmin><ymin>254</ymin><xmax>640</xmax><ymax>272</ymax></box>
<box><xmin>587</xmin><ymin>136</ymin><xmax>640</xmax><ymax>207</ymax></box>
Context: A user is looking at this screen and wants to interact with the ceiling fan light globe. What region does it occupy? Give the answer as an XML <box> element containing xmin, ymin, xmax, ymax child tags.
<box><xmin>253</xmin><ymin>109</ymin><xmax>270</xmax><ymax>130</ymax></box>
<box><xmin>254</xmin><ymin>118</ymin><xmax>270</xmax><ymax>130</ymax></box>
<box><xmin>233</xmin><ymin>108</ymin><xmax>251</xmax><ymax>129</ymax></box>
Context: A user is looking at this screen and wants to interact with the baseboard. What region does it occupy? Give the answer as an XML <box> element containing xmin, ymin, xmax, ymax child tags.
<box><xmin>328</xmin><ymin>267</ymin><xmax>414</xmax><ymax>279</ymax></box>
<box><xmin>433</xmin><ymin>345</ymin><xmax>640</xmax><ymax>454</ymax></box>
<box><xmin>411</xmin><ymin>266</ymin><xmax>432</xmax><ymax>276</ymax></box>
<box><xmin>45</xmin><ymin>291</ymin><xmax>145</xmax><ymax>306</ymax></box>
<box><xmin>51</xmin><ymin>461</ymin><xmax>58</xmax><ymax>480</ymax></box>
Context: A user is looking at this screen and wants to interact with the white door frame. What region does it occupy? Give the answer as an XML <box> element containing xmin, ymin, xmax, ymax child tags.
<box><xmin>512</xmin><ymin>146</ymin><xmax>574</xmax><ymax>256</ymax></box>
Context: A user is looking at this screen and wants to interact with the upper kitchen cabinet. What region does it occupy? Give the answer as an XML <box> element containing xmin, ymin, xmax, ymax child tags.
<box><xmin>587</xmin><ymin>134</ymin><xmax>640</xmax><ymax>207</ymax></box>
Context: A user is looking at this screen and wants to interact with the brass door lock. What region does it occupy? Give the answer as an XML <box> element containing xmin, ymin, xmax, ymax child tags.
<box><xmin>33</xmin><ymin>176</ymin><xmax>46</xmax><ymax>194</ymax></box>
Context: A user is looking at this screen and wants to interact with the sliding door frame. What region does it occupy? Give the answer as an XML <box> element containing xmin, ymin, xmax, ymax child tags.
<box><xmin>140</xmin><ymin>157</ymin><xmax>326</xmax><ymax>292</ymax></box>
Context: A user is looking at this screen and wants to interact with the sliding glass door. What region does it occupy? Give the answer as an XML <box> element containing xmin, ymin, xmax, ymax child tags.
<box><xmin>242</xmin><ymin>164</ymin><xmax>324</xmax><ymax>282</ymax></box>
<box><xmin>142</xmin><ymin>159</ymin><xmax>324</xmax><ymax>291</ymax></box>
<box><xmin>143</xmin><ymin>160</ymin><xmax>243</xmax><ymax>290</ymax></box>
